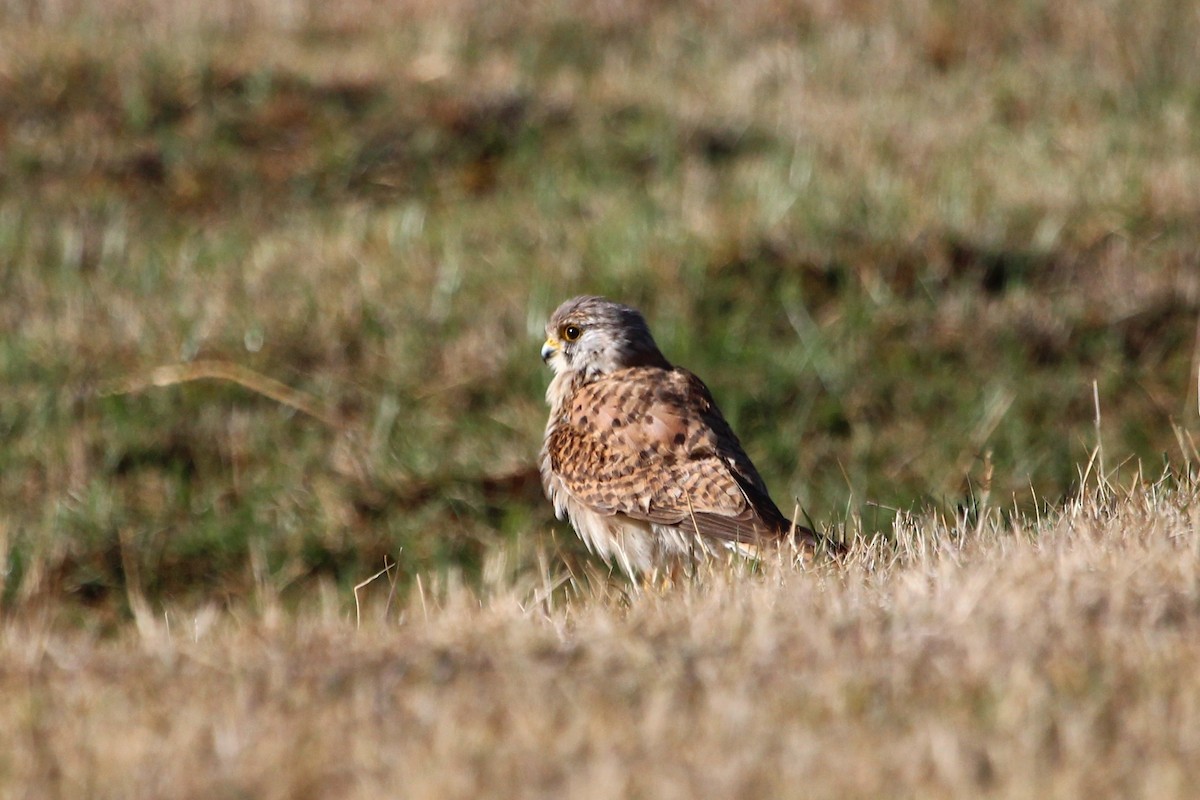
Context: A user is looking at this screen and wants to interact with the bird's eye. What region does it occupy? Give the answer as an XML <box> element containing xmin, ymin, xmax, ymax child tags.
<box><xmin>563</xmin><ymin>325</ymin><xmax>582</xmax><ymax>342</ymax></box>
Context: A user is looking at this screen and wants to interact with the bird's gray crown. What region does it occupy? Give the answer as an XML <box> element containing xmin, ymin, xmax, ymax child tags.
<box><xmin>545</xmin><ymin>295</ymin><xmax>670</xmax><ymax>377</ymax></box>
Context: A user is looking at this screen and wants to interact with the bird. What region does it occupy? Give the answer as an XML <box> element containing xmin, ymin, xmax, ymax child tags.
<box><xmin>538</xmin><ymin>295</ymin><xmax>827</xmax><ymax>577</ymax></box>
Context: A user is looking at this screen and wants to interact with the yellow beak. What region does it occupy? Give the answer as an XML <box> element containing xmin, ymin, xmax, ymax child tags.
<box><xmin>541</xmin><ymin>338</ymin><xmax>559</xmax><ymax>362</ymax></box>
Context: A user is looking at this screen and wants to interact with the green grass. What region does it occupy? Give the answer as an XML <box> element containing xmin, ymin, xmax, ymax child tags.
<box><xmin>2</xmin><ymin>0</ymin><xmax>1200</xmax><ymax>618</ymax></box>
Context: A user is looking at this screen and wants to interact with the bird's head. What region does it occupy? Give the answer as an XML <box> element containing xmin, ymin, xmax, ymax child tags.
<box><xmin>541</xmin><ymin>296</ymin><xmax>670</xmax><ymax>381</ymax></box>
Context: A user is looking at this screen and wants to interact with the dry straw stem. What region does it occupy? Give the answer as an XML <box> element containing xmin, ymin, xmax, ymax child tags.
<box><xmin>102</xmin><ymin>360</ymin><xmax>344</xmax><ymax>430</ymax></box>
<box><xmin>4</xmin><ymin>477</ymin><xmax>1200</xmax><ymax>799</ymax></box>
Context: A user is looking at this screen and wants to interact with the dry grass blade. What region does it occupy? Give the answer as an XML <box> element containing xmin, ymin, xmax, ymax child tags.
<box><xmin>101</xmin><ymin>360</ymin><xmax>343</xmax><ymax>430</ymax></box>
<box><xmin>353</xmin><ymin>556</ymin><xmax>397</xmax><ymax>629</ymax></box>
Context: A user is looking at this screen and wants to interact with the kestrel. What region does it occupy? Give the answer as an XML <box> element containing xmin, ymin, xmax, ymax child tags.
<box><xmin>539</xmin><ymin>295</ymin><xmax>824</xmax><ymax>576</ymax></box>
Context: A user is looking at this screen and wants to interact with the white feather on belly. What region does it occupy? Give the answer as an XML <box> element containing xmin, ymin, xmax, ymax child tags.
<box><xmin>545</xmin><ymin>472</ymin><xmax>732</xmax><ymax>575</ymax></box>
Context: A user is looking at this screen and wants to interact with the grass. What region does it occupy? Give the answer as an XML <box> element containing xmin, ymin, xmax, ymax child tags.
<box><xmin>1</xmin><ymin>0</ymin><xmax>1200</xmax><ymax>792</ymax></box>
<box><xmin>5</xmin><ymin>477</ymin><xmax>1200</xmax><ymax>798</ymax></box>
<box><xmin>3</xmin><ymin>0</ymin><xmax>1198</xmax><ymax>613</ymax></box>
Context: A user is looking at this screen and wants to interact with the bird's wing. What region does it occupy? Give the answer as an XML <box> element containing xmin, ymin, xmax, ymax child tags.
<box><xmin>546</xmin><ymin>366</ymin><xmax>804</xmax><ymax>546</ymax></box>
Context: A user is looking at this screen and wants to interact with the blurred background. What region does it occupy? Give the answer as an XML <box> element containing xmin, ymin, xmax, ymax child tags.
<box><xmin>3</xmin><ymin>0</ymin><xmax>1198</xmax><ymax>623</ymax></box>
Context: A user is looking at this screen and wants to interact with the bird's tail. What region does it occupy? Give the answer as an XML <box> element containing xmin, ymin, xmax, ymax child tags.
<box><xmin>783</xmin><ymin>513</ymin><xmax>849</xmax><ymax>559</ymax></box>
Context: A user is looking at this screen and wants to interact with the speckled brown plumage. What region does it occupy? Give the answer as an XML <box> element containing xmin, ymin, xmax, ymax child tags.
<box><xmin>539</xmin><ymin>296</ymin><xmax>821</xmax><ymax>576</ymax></box>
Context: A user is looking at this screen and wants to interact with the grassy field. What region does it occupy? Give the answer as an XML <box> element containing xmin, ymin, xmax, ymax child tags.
<box><xmin>6</xmin><ymin>481</ymin><xmax>1200</xmax><ymax>798</ymax></box>
<box><xmin>2</xmin><ymin>0</ymin><xmax>1200</xmax><ymax>794</ymax></box>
